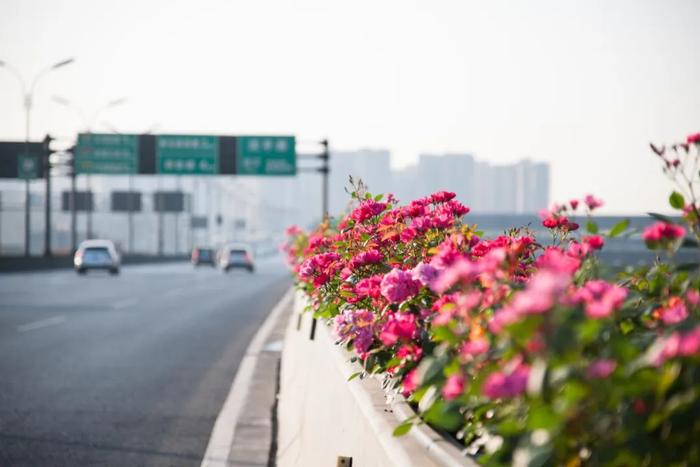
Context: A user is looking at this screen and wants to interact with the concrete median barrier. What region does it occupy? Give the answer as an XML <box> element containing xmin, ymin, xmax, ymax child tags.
<box><xmin>277</xmin><ymin>292</ymin><xmax>475</xmax><ymax>467</ymax></box>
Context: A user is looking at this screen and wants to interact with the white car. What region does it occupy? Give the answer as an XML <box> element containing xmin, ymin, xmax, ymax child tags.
<box><xmin>74</xmin><ymin>239</ymin><xmax>121</xmax><ymax>275</ymax></box>
<box><xmin>218</xmin><ymin>243</ymin><xmax>255</xmax><ymax>273</ymax></box>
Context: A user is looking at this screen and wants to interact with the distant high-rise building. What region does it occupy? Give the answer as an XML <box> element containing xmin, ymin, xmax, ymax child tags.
<box><xmin>393</xmin><ymin>154</ymin><xmax>549</xmax><ymax>213</ymax></box>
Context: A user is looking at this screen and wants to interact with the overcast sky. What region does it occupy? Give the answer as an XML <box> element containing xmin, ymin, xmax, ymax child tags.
<box><xmin>1</xmin><ymin>0</ymin><xmax>698</xmax><ymax>214</ymax></box>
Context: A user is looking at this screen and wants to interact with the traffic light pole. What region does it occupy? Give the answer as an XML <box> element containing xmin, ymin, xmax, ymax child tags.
<box><xmin>128</xmin><ymin>174</ymin><xmax>134</xmax><ymax>253</ymax></box>
<box><xmin>298</xmin><ymin>138</ymin><xmax>330</xmax><ymax>341</ymax></box>
<box><xmin>70</xmin><ymin>151</ymin><xmax>77</xmax><ymax>253</ymax></box>
<box><xmin>43</xmin><ymin>135</ymin><xmax>52</xmax><ymax>257</ymax></box>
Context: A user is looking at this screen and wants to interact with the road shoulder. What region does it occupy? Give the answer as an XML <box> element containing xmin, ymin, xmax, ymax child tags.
<box><xmin>201</xmin><ymin>288</ymin><xmax>293</xmax><ymax>467</ymax></box>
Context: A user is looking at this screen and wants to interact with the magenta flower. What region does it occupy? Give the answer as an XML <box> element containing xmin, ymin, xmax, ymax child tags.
<box><xmin>348</xmin><ymin>249</ymin><xmax>384</xmax><ymax>270</ymax></box>
<box><xmin>350</xmin><ymin>199</ymin><xmax>387</xmax><ymax>223</ymax></box>
<box><xmin>655</xmin><ymin>326</ymin><xmax>700</xmax><ymax>365</ymax></box>
<box><xmin>355</xmin><ymin>274</ymin><xmax>383</xmax><ymax>299</ymax></box>
<box><xmin>460</xmin><ymin>337</ymin><xmax>490</xmax><ymax>357</ymax></box>
<box><xmin>584</xmin><ymin>194</ymin><xmax>604</xmax><ymax>210</ymax></box>
<box><xmin>442</xmin><ymin>374</ymin><xmax>465</xmax><ymax>400</ymax></box>
<box><xmin>430</xmin><ymin>191</ymin><xmax>457</xmax><ymax>203</ymax></box>
<box><xmin>659</xmin><ymin>297</ymin><xmax>688</xmax><ymax>325</ymax></box>
<box><xmin>431</xmin><ymin>258</ymin><xmax>480</xmax><ymax>293</ymax></box>
<box><xmin>380</xmin><ymin>268</ymin><xmax>420</xmax><ymax>303</ymax></box>
<box><xmin>536</xmin><ymin>247</ymin><xmax>581</xmax><ymax>275</ymax></box>
<box><xmin>379</xmin><ymin>312</ymin><xmax>418</xmax><ymax>346</ymax></box>
<box><xmin>411</xmin><ymin>262</ymin><xmax>440</xmax><ymax>287</ymax></box>
<box><xmin>401</xmin><ymin>368</ymin><xmax>419</xmax><ymax>396</ymax></box>
<box><xmin>572</xmin><ymin>280</ymin><xmax>627</xmax><ymax>319</ymax></box>
<box><xmin>586</xmin><ymin>359</ymin><xmax>617</xmax><ymax>379</ymax></box>
<box><xmin>583</xmin><ymin>235</ymin><xmax>605</xmax><ymax>250</ymax></box>
<box><xmin>642</xmin><ymin>222</ymin><xmax>686</xmax><ymax>247</ymax></box>
<box><xmin>510</xmin><ymin>270</ymin><xmax>571</xmax><ymax>315</ymax></box>
<box><xmin>483</xmin><ymin>364</ymin><xmax>530</xmax><ymax>399</ymax></box>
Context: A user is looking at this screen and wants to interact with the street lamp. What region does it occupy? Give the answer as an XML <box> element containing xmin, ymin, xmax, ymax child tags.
<box><xmin>0</xmin><ymin>57</ymin><xmax>75</xmax><ymax>256</ymax></box>
<box><xmin>52</xmin><ymin>95</ymin><xmax>127</xmax><ymax>132</ymax></box>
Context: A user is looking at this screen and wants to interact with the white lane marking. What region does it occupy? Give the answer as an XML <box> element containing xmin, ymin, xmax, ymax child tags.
<box><xmin>200</xmin><ymin>288</ymin><xmax>293</xmax><ymax>467</ymax></box>
<box><xmin>17</xmin><ymin>315</ymin><xmax>66</xmax><ymax>333</ymax></box>
<box><xmin>112</xmin><ymin>298</ymin><xmax>140</xmax><ymax>309</ymax></box>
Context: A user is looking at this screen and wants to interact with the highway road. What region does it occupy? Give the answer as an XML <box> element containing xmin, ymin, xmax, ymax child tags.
<box><xmin>0</xmin><ymin>258</ymin><xmax>291</xmax><ymax>466</ymax></box>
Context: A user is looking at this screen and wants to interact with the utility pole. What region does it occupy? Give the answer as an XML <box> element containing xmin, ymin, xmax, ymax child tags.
<box><xmin>70</xmin><ymin>146</ymin><xmax>77</xmax><ymax>253</ymax></box>
<box><xmin>320</xmin><ymin>138</ymin><xmax>329</xmax><ymax>219</ymax></box>
<box><xmin>43</xmin><ymin>135</ymin><xmax>53</xmax><ymax>257</ymax></box>
<box><xmin>127</xmin><ymin>174</ymin><xmax>134</xmax><ymax>253</ymax></box>
<box><xmin>299</xmin><ymin>138</ymin><xmax>331</xmax><ymax>341</ymax></box>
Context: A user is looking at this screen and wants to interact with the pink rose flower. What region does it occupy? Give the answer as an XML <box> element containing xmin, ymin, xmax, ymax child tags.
<box><xmin>483</xmin><ymin>364</ymin><xmax>530</xmax><ymax>400</ymax></box>
<box><xmin>584</xmin><ymin>194</ymin><xmax>604</xmax><ymax>210</ymax></box>
<box><xmin>659</xmin><ymin>297</ymin><xmax>688</xmax><ymax>325</ymax></box>
<box><xmin>687</xmin><ymin>132</ymin><xmax>700</xmax><ymax>144</ymax></box>
<box><xmin>379</xmin><ymin>312</ymin><xmax>418</xmax><ymax>346</ymax></box>
<box><xmin>411</xmin><ymin>262</ymin><xmax>440</xmax><ymax>287</ymax></box>
<box><xmin>587</xmin><ymin>359</ymin><xmax>617</xmax><ymax>379</ymax></box>
<box><xmin>642</xmin><ymin>222</ymin><xmax>685</xmax><ymax>246</ymax></box>
<box><xmin>442</xmin><ymin>374</ymin><xmax>465</xmax><ymax>400</ymax></box>
<box><xmin>460</xmin><ymin>337</ymin><xmax>490</xmax><ymax>357</ymax></box>
<box><xmin>380</xmin><ymin>268</ymin><xmax>420</xmax><ymax>303</ymax></box>
<box><xmin>348</xmin><ymin>249</ymin><xmax>384</xmax><ymax>270</ymax></box>
<box><xmin>583</xmin><ymin>235</ymin><xmax>605</xmax><ymax>250</ymax></box>
<box><xmin>401</xmin><ymin>368</ymin><xmax>419</xmax><ymax>396</ymax></box>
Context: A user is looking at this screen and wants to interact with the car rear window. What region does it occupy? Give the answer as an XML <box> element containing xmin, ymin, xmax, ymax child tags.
<box><xmin>85</xmin><ymin>247</ymin><xmax>109</xmax><ymax>254</ymax></box>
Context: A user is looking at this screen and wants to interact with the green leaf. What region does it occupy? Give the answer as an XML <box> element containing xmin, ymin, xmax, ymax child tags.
<box><xmin>669</xmin><ymin>191</ymin><xmax>686</xmax><ymax>210</ymax></box>
<box><xmin>423</xmin><ymin>400</ymin><xmax>463</xmax><ymax>431</ymax></box>
<box><xmin>374</xmin><ymin>193</ymin><xmax>384</xmax><ymax>201</ymax></box>
<box><xmin>586</xmin><ymin>221</ymin><xmax>599</xmax><ymax>234</ymax></box>
<box><xmin>676</xmin><ymin>262</ymin><xmax>700</xmax><ymax>272</ymax></box>
<box><xmin>681</xmin><ymin>237</ymin><xmax>699</xmax><ymax>248</ymax></box>
<box><xmin>347</xmin><ymin>371</ymin><xmax>363</xmax><ymax>382</ymax></box>
<box><xmin>608</xmin><ymin>218</ymin><xmax>630</xmax><ymax>238</ymax></box>
<box><xmin>647</xmin><ymin>212</ymin><xmax>673</xmax><ymax>223</ymax></box>
<box><xmin>393</xmin><ymin>420</ymin><xmax>413</xmax><ymax>437</ymax></box>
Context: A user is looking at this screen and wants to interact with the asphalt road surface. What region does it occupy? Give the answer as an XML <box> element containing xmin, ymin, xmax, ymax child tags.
<box><xmin>0</xmin><ymin>257</ymin><xmax>291</xmax><ymax>466</ymax></box>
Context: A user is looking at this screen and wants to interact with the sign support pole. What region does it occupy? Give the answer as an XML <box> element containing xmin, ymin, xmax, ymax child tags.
<box><xmin>43</xmin><ymin>135</ymin><xmax>52</xmax><ymax>258</ymax></box>
<box><xmin>70</xmin><ymin>157</ymin><xmax>77</xmax><ymax>253</ymax></box>
<box><xmin>86</xmin><ymin>175</ymin><xmax>93</xmax><ymax>239</ymax></box>
<box><xmin>309</xmin><ymin>138</ymin><xmax>330</xmax><ymax>341</ymax></box>
<box><xmin>24</xmin><ymin>179</ymin><xmax>30</xmax><ymax>256</ymax></box>
<box><xmin>128</xmin><ymin>174</ymin><xmax>134</xmax><ymax>254</ymax></box>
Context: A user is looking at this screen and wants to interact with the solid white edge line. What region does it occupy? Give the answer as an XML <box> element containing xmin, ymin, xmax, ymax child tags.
<box><xmin>200</xmin><ymin>287</ymin><xmax>294</xmax><ymax>467</ymax></box>
<box><xmin>17</xmin><ymin>315</ymin><xmax>66</xmax><ymax>333</ymax></box>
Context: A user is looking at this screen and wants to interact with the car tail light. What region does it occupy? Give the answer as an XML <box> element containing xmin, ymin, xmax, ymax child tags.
<box><xmin>192</xmin><ymin>250</ymin><xmax>199</xmax><ymax>260</ymax></box>
<box><xmin>74</xmin><ymin>250</ymin><xmax>83</xmax><ymax>259</ymax></box>
<box><xmin>245</xmin><ymin>252</ymin><xmax>252</xmax><ymax>262</ymax></box>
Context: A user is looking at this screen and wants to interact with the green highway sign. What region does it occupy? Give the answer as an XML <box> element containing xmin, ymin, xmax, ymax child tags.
<box><xmin>237</xmin><ymin>136</ymin><xmax>296</xmax><ymax>176</ymax></box>
<box><xmin>157</xmin><ymin>135</ymin><xmax>218</xmax><ymax>175</ymax></box>
<box><xmin>17</xmin><ymin>153</ymin><xmax>39</xmax><ymax>179</ymax></box>
<box><xmin>70</xmin><ymin>133</ymin><xmax>296</xmax><ymax>176</ymax></box>
<box><xmin>75</xmin><ymin>133</ymin><xmax>138</xmax><ymax>174</ymax></box>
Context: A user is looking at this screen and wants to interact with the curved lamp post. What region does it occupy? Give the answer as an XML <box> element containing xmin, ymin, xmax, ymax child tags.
<box><xmin>0</xmin><ymin>57</ymin><xmax>75</xmax><ymax>256</ymax></box>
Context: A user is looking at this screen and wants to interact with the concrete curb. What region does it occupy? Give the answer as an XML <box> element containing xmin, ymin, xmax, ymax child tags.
<box><xmin>200</xmin><ymin>288</ymin><xmax>294</xmax><ymax>467</ymax></box>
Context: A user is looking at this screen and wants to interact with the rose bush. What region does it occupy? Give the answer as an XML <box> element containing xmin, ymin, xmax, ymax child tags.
<box><xmin>281</xmin><ymin>136</ymin><xmax>700</xmax><ymax>466</ymax></box>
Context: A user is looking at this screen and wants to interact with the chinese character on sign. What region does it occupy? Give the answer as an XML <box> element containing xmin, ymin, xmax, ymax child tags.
<box><xmin>275</xmin><ymin>139</ymin><xmax>288</xmax><ymax>152</ymax></box>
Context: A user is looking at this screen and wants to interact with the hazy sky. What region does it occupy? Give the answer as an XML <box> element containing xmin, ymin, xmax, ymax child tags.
<box><xmin>1</xmin><ymin>0</ymin><xmax>698</xmax><ymax>214</ymax></box>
